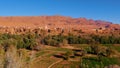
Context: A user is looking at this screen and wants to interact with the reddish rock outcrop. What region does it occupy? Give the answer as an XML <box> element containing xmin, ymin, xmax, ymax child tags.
<box><xmin>0</xmin><ymin>16</ymin><xmax>119</xmax><ymax>35</ymax></box>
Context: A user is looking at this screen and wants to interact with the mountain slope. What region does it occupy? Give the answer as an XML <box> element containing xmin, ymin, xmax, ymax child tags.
<box><xmin>0</xmin><ymin>16</ymin><xmax>119</xmax><ymax>31</ymax></box>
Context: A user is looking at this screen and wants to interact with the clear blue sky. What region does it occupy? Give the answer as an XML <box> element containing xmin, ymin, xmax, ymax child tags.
<box><xmin>0</xmin><ymin>0</ymin><xmax>120</xmax><ymax>24</ymax></box>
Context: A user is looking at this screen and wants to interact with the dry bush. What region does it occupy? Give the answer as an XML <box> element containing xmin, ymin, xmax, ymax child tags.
<box><xmin>4</xmin><ymin>45</ymin><xmax>28</xmax><ymax>68</ymax></box>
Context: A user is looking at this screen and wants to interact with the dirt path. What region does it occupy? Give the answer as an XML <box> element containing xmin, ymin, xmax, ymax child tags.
<box><xmin>47</xmin><ymin>59</ymin><xmax>63</xmax><ymax>68</ymax></box>
<box><xmin>32</xmin><ymin>51</ymin><xmax>55</xmax><ymax>63</ymax></box>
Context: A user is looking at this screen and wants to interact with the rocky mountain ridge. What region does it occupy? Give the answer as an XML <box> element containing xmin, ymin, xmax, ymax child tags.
<box><xmin>0</xmin><ymin>16</ymin><xmax>119</xmax><ymax>34</ymax></box>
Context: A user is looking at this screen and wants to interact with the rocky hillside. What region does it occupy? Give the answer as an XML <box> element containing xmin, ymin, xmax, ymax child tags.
<box><xmin>0</xmin><ymin>16</ymin><xmax>119</xmax><ymax>34</ymax></box>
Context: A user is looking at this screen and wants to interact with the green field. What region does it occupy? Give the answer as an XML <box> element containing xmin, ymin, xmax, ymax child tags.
<box><xmin>29</xmin><ymin>44</ymin><xmax>120</xmax><ymax>68</ymax></box>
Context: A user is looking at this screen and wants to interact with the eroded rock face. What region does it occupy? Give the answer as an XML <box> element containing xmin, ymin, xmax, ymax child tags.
<box><xmin>104</xmin><ymin>65</ymin><xmax>120</xmax><ymax>68</ymax></box>
<box><xmin>0</xmin><ymin>16</ymin><xmax>119</xmax><ymax>35</ymax></box>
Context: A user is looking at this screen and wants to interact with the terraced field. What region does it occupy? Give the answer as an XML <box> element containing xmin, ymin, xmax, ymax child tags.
<box><xmin>29</xmin><ymin>44</ymin><xmax>120</xmax><ymax>68</ymax></box>
<box><xmin>52</xmin><ymin>61</ymin><xmax>80</xmax><ymax>68</ymax></box>
<box><xmin>30</xmin><ymin>46</ymin><xmax>71</xmax><ymax>68</ymax></box>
